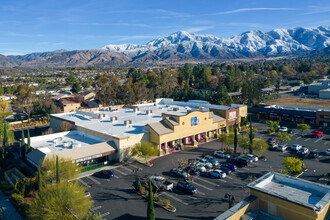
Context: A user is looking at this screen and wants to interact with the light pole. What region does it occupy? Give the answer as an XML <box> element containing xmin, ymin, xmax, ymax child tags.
<box><xmin>224</xmin><ymin>193</ymin><xmax>235</xmax><ymax>208</ymax></box>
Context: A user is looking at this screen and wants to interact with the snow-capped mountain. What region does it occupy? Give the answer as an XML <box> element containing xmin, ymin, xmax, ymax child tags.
<box><xmin>101</xmin><ymin>26</ymin><xmax>329</xmax><ymax>58</ymax></box>
<box><xmin>0</xmin><ymin>26</ymin><xmax>329</xmax><ymax>68</ymax></box>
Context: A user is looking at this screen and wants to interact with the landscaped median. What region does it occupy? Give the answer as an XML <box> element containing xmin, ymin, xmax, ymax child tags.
<box><xmin>133</xmin><ymin>178</ymin><xmax>176</xmax><ymax>213</ymax></box>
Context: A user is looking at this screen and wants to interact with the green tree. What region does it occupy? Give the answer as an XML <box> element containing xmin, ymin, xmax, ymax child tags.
<box><xmin>251</xmin><ymin>138</ymin><xmax>268</xmax><ymax>155</ymax></box>
<box><xmin>65</xmin><ymin>75</ymin><xmax>78</xmax><ymax>86</ymax></box>
<box><xmin>218</xmin><ymin>132</ymin><xmax>234</xmax><ymax>151</ymax></box>
<box><xmin>265</xmin><ymin>120</ymin><xmax>279</xmax><ymax>132</ymax></box>
<box><xmin>56</xmin><ymin>155</ymin><xmax>60</xmax><ymax>183</ymax></box>
<box><xmin>28</xmin><ymin>181</ymin><xmax>93</xmax><ymax>220</ymax></box>
<box><xmin>0</xmin><ymin>99</ymin><xmax>9</xmax><ymax>112</ymax></box>
<box><xmin>147</xmin><ymin>180</ymin><xmax>155</xmax><ymax>220</ymax></box>
<box><xmin>13</xmin><ymin>84</ymin><xmax>35</xmax><ymax>123</ymax></box>
<box><xmin>27</xmin><ymin>129</ymin><xmax>31</xmax><ymax>152</ymax></box>
<box><xmin>276</xmin><ymin>132</ymin><xmax>292</xmax><ymax>144</ymax></box>
<box><xmin>238</xmin><ymin>136</ymin><xmax>250</xmax><ymax>153</ymax></box>
<box><xmin>296</xmin><ymin>123</ymin><xmax>311</xmax><ymax>136</ymax></box>
<box><xmin>131</xmin><ymin>142</ymin><xmax>159</xmax><ymax>162</ymax></box>
<box><xmin>33</xmin><ymin>92</ymin><xmax>58</xmax><ymax>118</ymax></box>
<box><xmin>234</xmin><ymin>122</ymin><xmax>238</xmax><ymax>154</ymax></box>
<box><xmin>37</xmin><ymin>166</ymin><xmax>43</xmax><ymax>191</ymax></box>
<box><xmin>93</xmin><ymin>74</ymin><xmax>120</xmax><ymax>106</ymax></box>
<box><xmin>249</xmin><ymin>118</ymin><xmax>253</xmax><ymax>154</ymax></box>
<box><xmin>42</xmin><ymin>156</ymin><xmax>81</xmax><ymax>182</ymax></box>
<box><xmin>283</xmin><ymin>157</ymin><xmax>303</xmax><ymax>175</ymax></box>
<box><xmin>71</xmin><ymin>81</ymin><xmax>81</xmax><ymax>94</ymax></box>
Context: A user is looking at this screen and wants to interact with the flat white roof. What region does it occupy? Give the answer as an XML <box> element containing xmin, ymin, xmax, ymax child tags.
<box><xmin>30</xmin><ymin>130</ymin><xmax>107</xmax><ymax>154</ymax></box>
<box><xmin>51</xmin><ymin>98</ymin><xmax>235</xmax><ymax>139</ymax></box>
<box><xmin>248</xmin><ymin>172</ymin><xmax>330</xmax><ymax>211</ymax></box>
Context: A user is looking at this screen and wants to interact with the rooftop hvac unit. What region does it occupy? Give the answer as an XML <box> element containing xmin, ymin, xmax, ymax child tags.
<box><xmin>110</xmin><ymin>107</ymin><xmax>118</xmax><ymax>112</ymax></box>
<box><xmin>146</xmin><ymin>110</ymin><xmax>153</xmax><ymax>116</ymax></box>
<box><xmin>134</xmin><ymin>108</ymin><xmax>140</xmax><ymax>113</ymax></box>
<box><xmin>111</xmin><ymin>116</ymin><xmax>118</xmax><ymax>123</ymax></box>
<box><xmin>173</xmin><ymin>107</ymin><xmax>180</xmax><ymax>111</ymax></box>
<box><xmin>166</xmin><ymin>105</ymin><xmax>170</xmax><ymax>108</ymax></box>
<box><xmin>72</xmin><ymin>143</ymin><xmax>82</xmax><ymax>148</ymax></box>
<box><xmin>63</xmin><ymin>141</ymin><xmax>73</xmax><ymax>148</ymax></box>
<box><xmin>124</xmin><ymin>120</ymin><xmax>132</xmax><ymax>127</ymax></box>
<box><xmin>53</xmin><ymin>137</ymin><xmax>63</xmax><ymax>144</ymax></box>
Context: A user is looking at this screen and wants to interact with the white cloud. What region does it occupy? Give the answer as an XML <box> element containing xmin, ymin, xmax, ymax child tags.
<box><xmin>69</xmin><ymin>22</ymin><xmax>150</xmax><ymax>28</ymax></box>
<box><xmin>184</xmin><ymin>26</ymin><xmax>215</xmax><ymax>33</ymax></box>
<box><xmin>303</xmin><ymin>6</ymin><xmax>330</xmax><ymax>15</ymax></box>
<box><xmin>213</xmin><ymin>7</ymin><xmax>298</xmax><ymax>15</ymax></box>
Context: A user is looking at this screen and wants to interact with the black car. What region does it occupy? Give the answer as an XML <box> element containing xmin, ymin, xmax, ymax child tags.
<box><xmin>99</xmin><ymin>170</ymin><xmax>114</xmax><ymax>178</ymax></box>
<box><xmin>287</xmin><ymin>129</ymin><xmax>294</xmax><ymax>134</ymax></box>
<box><xmin>234</xmin><ymin>159</ymin><xmax>249</xmax><ymax>167</ymax></box>
<box><xmin>219</xmin><ymin>167</ymin><xmax>232</xmax><ymax>175</ymax></box>
<box><xmin>177</xmin><ymin>181</ymin><xmax>197</xmax><ymax>194</ymax></box>
<box><xmin>307</xmin><ymin>151</ymin><xmax>318</xmax><ymax>159</ymax></box>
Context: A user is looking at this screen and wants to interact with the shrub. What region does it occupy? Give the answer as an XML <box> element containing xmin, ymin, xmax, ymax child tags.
<box><xmin>11</xmin><ymin>193</ymin><xmax>24</xmax><ymax>205</ymax></box>
<box><xmin>153</xmin><ymin>197</ymin><xmax>160</xmax><ymax>202</ymax></box>
<box><xmin>163</xmin><ymin>199</ymin><xmax>170</xmax><ymax>207</ymax></box>
<box><xmin>0</xmin><ymin>181</ymin><xmax>14</xmax><ymax>196</ymax></box>
<box><xmin>277</xmin><ymin>169</ymin><xmax>289</xmax><ymax>175</ymax></box>
<box><xmin>224</xmin><ymin>147</ymin><xmax>233</xmax><ymax>153</ymax></box>
<box><xmin>140</xmin><ymin>186</ymin><xmax>145</xmax><ymax>194</ymax></box>
<box><xmin>265</xmin><ymin>130</ymin><xmax>272</xmax><ymax>134</ymax></box>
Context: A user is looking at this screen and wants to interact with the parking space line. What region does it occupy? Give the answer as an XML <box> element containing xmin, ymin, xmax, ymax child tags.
<box><xmin>162</xmin><ymin>192</ymin><xmax>188</xmax><ymax>205</ymax></box>
<box><xmin>304</xmin><ymin>138</ymin><xmax>311</xmax><ymax>142</ymax></box>
<box><xmin>78</xmin><ymin>178</ymin><xmax>91</xmax><ymax>188</ymax></box>
<box><xmin>220</xmin><ymin>179</ymin><xmax>226</xmax><ymax>183</ymax></box>
<box><xmin>324</xmin><ymin>142</ymin><xmax>328</xmax><ymax>145</ymax></box>
<box><xmin>189</xmin><ymin>196</ymin><xmax>197</xmax><ymax>200</ymax></box>
<box><xmin>120</xmin><ymin>166</ymin><xmax>133</xmax><ymax>173</ymax></box>
<box><xmin>296</xmin><ymin>137</ymin><xmax>301</xmax><ymax>140</ymax></box>
<box><xmin>87</xmin><ymin>176</ymin><xmax>101</xmax><ymax>185</ymax></box>
<box><xmin>195</xmin><ymin>177</ymin><xmax>220</xmax><ymax>186</ymax></box>
<box><xmin>157</xmin><ymin>192</ymin><xmax>165</xmax><ymax>196</ymax></box>
<box><xmin>129</xmin><ymin>164</ymin><xmax>143</xmax><ymax>170</ymax></box>
<box><xmin>91</xmin><ymin>206</ymin><xmax>101</xmax><ymax>211</ymax></box>
<box><xmin>314</xmin><ymin>137</ymin><xmax>324</xmax><ymax>143</ymax></box>
<box><xmin>226</xmin><ymin>176</ymin><xmax>233</xmax><ymax>179</ymax></box>
<box><xmin>101</xmin><ymin>212</ymin><xmax>110</xmax><ymax>218</ymax></box>
<box><xmin>197</xmin><ymin>191</ymin><xmax>205</xmax><ymax>195</ymax></box>
<box><xmin>113</xmin><ymin>175</ymin><xmax>119</xmax><ymax>179</ymax></box>
<box><xmin>113</xmin><ymin>169</ymin><xmax>127</xmax><ymax>176</ymax></box>
<box><xmin>241</xmin><ymin>167</ymin><xmax>249</xmax><ymax>171</ymax></box>
<box><xmin>192</xmin><ymin>181</ymin><xmax>213</xmax><ymax>191</ymax></box>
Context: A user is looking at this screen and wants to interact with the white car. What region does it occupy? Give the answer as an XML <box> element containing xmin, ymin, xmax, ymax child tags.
<box><xmin>279</xmin><ymin>127</ymin><xmax>288</xmax><ymax>132</ymax></box>
<box><xmin>245</xmin><ymin>154</ymin><xmax>258</xmax><ymax>162</ymax></box>
<box><xmin>297</xmin><ymin>147</ymin><xmax>309</xmax><ymax>155</ymax></box>
<box><xmin>291</xmin><ymin>144</ymin><xmax>302</xmax><ymax>151</ymax></box>
<box><xmin>214</xmin><ymin>151</ymin><xmax>231</xmax><ymax>159</ymax></box>
<box><xmin>191</xmin><ymin>163</ymin><xmax>207</xmax><ymax>173</ymax></box>
<box><xmin>326</xmin><ymin>149</ymin><xmax>330</xmax><ymax>156</ymax></box>
<box><xmin>195</xmin><ymin>158</ymin><xmax>213</xmax><ymax>168</ymax></box>
<box><xmin>207</xmin><ymin>169</ymin><xmax>226</xmax><ymax>179</ymax></box>
<box><xmin>277</xmin><ymin>145</ymin><xmax>287</xmax><ymax>152</ymax></box>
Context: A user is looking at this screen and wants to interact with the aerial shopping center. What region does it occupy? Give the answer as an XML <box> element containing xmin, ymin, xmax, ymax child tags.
<box><xmin>27</xmin><ymin>98</ymin><xmax>247</xmax><ymax>168</ymax></box>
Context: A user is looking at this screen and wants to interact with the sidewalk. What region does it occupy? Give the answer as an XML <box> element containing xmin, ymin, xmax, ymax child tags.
<box><xmin>0</xmin><ymin>190</ymin><xmax>22</xmax><ymax>220</ymax></box>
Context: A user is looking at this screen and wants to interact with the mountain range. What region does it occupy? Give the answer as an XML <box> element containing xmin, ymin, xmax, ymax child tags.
<box><xmin>0</xmin><ymin>26</ymin><xmax>329</xmax><ymax>68</ymax></box>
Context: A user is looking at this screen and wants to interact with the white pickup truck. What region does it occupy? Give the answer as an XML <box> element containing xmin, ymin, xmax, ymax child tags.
<box><xmin>149</xmin><ymin>176</ymin><xmax>173</xmax><ymax>191</ymax></box>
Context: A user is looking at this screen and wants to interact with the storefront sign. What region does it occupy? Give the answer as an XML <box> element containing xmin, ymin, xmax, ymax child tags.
<box><xmin>229</xmin><ymin>111</ymin><xmax>236</xmax><ymax>120</ymax></box>
<box><xmin>191</xmin><ymin>116</ymin><xmax>199</xmax><ymax>126</ymax></box>
<box><xmin>76</xmin><ymin>154</ymin><xmax>103</xmax><ymax>163</ymax></box>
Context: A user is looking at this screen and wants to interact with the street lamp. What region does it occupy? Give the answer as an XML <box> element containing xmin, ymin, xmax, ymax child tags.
<box><xmin>224</xmin><ymin>193</ymin><xmax>235</xmax><ymax>208</ymax></box>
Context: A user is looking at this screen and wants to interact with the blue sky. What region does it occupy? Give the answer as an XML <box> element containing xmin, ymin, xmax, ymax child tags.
<box><xmin>0</xmin><ymin>0</ymin><xmax>329</xmax><ymax>55</ymax></box>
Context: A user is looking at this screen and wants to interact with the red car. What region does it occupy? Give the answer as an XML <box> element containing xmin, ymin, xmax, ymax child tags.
<box><xmin>312</xmin><ymin>130</ymin><xmax>323</xmax><ymax>138</ymax></box>
<box><xmin>267</xmin><ymin>137</ymin><xmax>276</xmax><ymax>143</ymax></box>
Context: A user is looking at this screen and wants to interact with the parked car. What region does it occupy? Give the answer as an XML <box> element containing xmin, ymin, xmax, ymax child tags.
<box><xmin>84</xmin><ymin>191</ymin><xmax>91</xmax><ymax>197</ymax></box>
<box><xmin>219</xmin><ymin>167</ymin><xmax>232</xmax><ymax>175</ymax></box>
<box><xmin>204</xmin><ymin>155</ymin><xmax>220</xmax><ymax>166</ymax></box>
<box><xmin>99</xmin><ymin>170</ymin><xmax>114</xmax><ymax>178</ymax></box>
<box><xmin>297</xmin><ymin>147</ymin><xmax>309</xmax><ymax>155</ymax></box>
<box><xmin>149</xmin><ymin>176</ymin><xmax>174</xmax><ymax>191</ymax></box>
<box><xmin>221</xmin><ymin>163</ymin><xmax>238</xmax><ymax>172</ymax></box>
<box><xmin>279</xmin><ymin>127</ymin><xmax>288</xmax><ymax>132</ymax></box>
<box><xmin>269</xmin><ymin>142</ymin><xmax>278</xmax><ymax>150</ymax></box>
<box><xmin>277</xmin><ymin>145</ymin><xmax>288</xmax><ymax>152</ymax></box>
<box><xmin>191</xmin><ymin>163</ymin><xmax>207</xmax><ymax>173</ymax></box>
<box><xmin>291</xmin><ymin>144</ymin><xmax>302</xmax><ymax>151</ymax></box>
<box><xmin>184</xmin><ymin>167</ymin><xmax>200</xmax><ymax>176</ymax></box>
<box><xmin>267</xmin><ymin>137</ymin><xmax>276</xmax><ymax>143</ymax></box>
<box><xmin>245</xmin><ymin>154</ymin><xmax>258</xmax><ymax>162</ymax></box>
<box><xmin>177</xmin><ymin>181</ymin><xmax>197</xmax><ymax>194</ymax></box>
<box><xmin>287</xmin><ymin>129</ymin><xmax>294</xmax><ymax>134</ymax></box>
<box><xmin>195</xmin><ymin>158</ymin><xmax>213</xmax><ymax>168</ymax></box>
<box><xmin>307</xmin><ymin>151</ymin><xmax>318</xmax><ymax>159</ymax></box>
<box><xmin>171</xmin><ymin>168</ymin><xmax>189</xmax><ymax>178</ymax></box>
<box><xmin>231</xmin><ymin>158</ymin><xmax>248</xmax><ymax>167</ymax></box>
<box><xmin>312</xmin><ymin>130</ymin><xmax>323</xmax><ymax>138</ymax></box>
<box><xmin>238</xmin><ymin>155</ymin><xmax>253</xmax><ymax>163</ymax></box>
<box><xmin>326</xmin><ymin>149</ymin><xmax>330</xmax><ymax>156</ymax></box>
<box><xmin>207</xmin><ymin>169</ymin><xmax>226</xmax><ymax>179</ymax></box>
<box><xmin>214</xmin><ymin>151</ymin><xmax>231</xmax><ymax>159</ymax></box>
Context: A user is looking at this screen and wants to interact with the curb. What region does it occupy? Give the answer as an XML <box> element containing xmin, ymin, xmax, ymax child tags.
<box><xmin>77</xmin><ymin>163</ymin><xmax>122</xmax><ymax>179</ymax></box>
<box><xmin>150</xmin><ymin>150</ymin><xmax>180</xmax><ymax>162</ymax></box>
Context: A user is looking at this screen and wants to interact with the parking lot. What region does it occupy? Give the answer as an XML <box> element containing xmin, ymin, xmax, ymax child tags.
<box><xmin>77</xmin><ymin>122</ymin><xmax>330</xmax><ymax>220</ymax></box>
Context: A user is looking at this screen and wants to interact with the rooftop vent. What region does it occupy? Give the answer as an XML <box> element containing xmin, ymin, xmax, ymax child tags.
<box><xmin>63</xmin><ymin>141</ymin><xmax>73</xmax><ymax>148</ymax></box>
<box><xmin>173</xmin><ymin>107</ymin><xmax>180</xmax><ymax>111</ymax></box>
<box><xmin>53</xmin><ymin>137</ymin><xmax>63</xmax><ymax>144</ymax></box>
<box><xmin>72</xmin><ymin>143</ymin><xmax>82</xmax><ymax>148</ymax></box>
<box><xmin>134</xmin><ymin>108</ymin><xmax>140</xmax><ymax>113</ymax></box>
<box><xmin>110</xmin><ymin>107</ymin><xmax>118</xmax><ymax>112</ymax></box>
<box><xmin>124</xmin><ymin>120</ymin><xmax>132</xmax><ymax>128</ymax></box>
<box><xmin>111</xmin><ymin>116</ymin><xmax>118</xmax><ymax>123</ymax></box>
<box><xmin>146</xmin><ymin>110</ymin><xmax>153</xmax><ymax>116</ymax></box>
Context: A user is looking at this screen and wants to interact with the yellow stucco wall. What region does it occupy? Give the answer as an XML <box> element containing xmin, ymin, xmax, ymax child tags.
<box><xmin>238</xmin><ymin>106</ymin><xmax>247</xmax><ymax>117</ymax></box>
<box><xmin>250</xmin><ymin>190</ymin><xmax>329</xmax><ymax>220</ymax></box>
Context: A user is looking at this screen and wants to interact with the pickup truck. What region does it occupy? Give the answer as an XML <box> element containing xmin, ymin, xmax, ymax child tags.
<box><xmin>312</xmin><ymin>130</ymin><xmax>323</xmax><ymax>138</ymax></box>
<box><xmin>149</xmin><ymin>176</ymin><xmax>173</xmax><ymax>191</ymax></box>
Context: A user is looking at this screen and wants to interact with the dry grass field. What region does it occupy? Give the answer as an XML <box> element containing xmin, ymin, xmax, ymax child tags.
<box><xmin>265</xmin><ymin>97</ymin><xmax>330</xmax><ymax>109</ymax></box>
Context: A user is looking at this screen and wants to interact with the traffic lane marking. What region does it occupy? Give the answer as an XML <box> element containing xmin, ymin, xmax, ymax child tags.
<box><xmin>87</xmin><ymin>176</ymin><xmax>101</xmax><ymax>185</ymax></box>
<box><xmin>78</xmin><ymin>178</ymin><xmax>91</xmax><ymax>188</ymax></box>
<box><xmin>195</xmin><ymin>176</ymin><xmax>220</xmax><ymax>186</ymax></box>
<box><xmin>100</xmin><ymin>212</ymin><xmax>110</xmax><ymax>218</ymax></box>
<box><xmin>162</xmin><ymin>192</ymin><xmax>188</xmax><ymax>205</ymax></box>
<box><xmin>191</xmin><ymin>181</ymin><xmax>213</xmax><ymax>191</ymax></box>
<box><xmin>113</xmin><ymin>169</ymin><xmax>127</xmax><ymax>176</ymax></box>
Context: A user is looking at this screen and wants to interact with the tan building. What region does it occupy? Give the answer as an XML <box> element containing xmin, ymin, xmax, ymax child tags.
<box><xmin>59</xmin><ymin>97</ymin><xmax>81</xmax><ymax>113</ymax></box>
<box><xmin>215</xmin><ymin>172</ymin><xmax>330</xmax><ymax>220</ymax></box>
